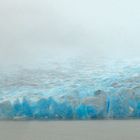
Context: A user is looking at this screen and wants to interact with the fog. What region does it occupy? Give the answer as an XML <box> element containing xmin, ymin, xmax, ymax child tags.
<box><xmin>0</xmin><ymin>0</ymin><xmax>140</xmax><ymax>68</ymax></box>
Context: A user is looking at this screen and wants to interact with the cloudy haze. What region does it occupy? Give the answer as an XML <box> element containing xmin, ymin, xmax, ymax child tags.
<box><xmin>0</xmin><ymin>0</ymin><xmax>140</xmax><ymax>67</ymax></box>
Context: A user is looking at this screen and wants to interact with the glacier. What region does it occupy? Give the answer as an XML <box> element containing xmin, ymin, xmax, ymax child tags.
<box><xmin>0</xmin><ymin>58</ymin><xmax>140</xmax><ymax>120</ymax></box>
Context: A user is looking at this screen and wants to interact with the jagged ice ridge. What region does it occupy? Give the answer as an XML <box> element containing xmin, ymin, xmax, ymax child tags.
<box><xmin>0</xmin><ymin>59</ymin><xmax>140</xmax><ymax>119</ymax></box>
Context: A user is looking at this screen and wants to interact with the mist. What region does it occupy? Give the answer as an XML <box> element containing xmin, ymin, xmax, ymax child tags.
<box><xmin>0</xmin><ymin>0</ymin><xmax>140</xmax><ymax>68</ymax></box>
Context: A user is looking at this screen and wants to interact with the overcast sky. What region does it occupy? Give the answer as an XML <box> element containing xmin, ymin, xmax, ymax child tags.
<box><xmin>0</xmin><ymin>0</ymin><xmax>140</xmax><ymax>67</ymax></box>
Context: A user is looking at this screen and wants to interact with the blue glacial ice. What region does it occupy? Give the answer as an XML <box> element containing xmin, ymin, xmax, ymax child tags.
<box><xmin>0</xmin><ymin>58</ymin><xmax>140</xmax><ymax>119</ymax></box>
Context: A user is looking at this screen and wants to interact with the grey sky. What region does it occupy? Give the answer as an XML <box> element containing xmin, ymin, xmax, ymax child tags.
<box><xmin>0</xmin><ymin>0</ymin><xmax>140</xmax><ymax>67</ymax></box>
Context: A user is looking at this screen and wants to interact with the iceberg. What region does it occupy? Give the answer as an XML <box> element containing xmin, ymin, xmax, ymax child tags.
<box><xmin>0</xmin><ymin>58</ymin><xmax>140</xmax><ymax>120</ymax></box>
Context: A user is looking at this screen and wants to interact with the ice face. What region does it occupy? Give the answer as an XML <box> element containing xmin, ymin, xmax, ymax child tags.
<box><xmin>0</xmin><ymin>58</ymin><xmax>140</xmax><ymax>120</ymax></box>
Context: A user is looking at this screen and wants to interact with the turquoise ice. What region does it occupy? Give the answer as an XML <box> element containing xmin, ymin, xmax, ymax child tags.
<box><xmin>0</xmin><ymin>58</ymin><xmax>140</xmax><ymax>119</ymax></box>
